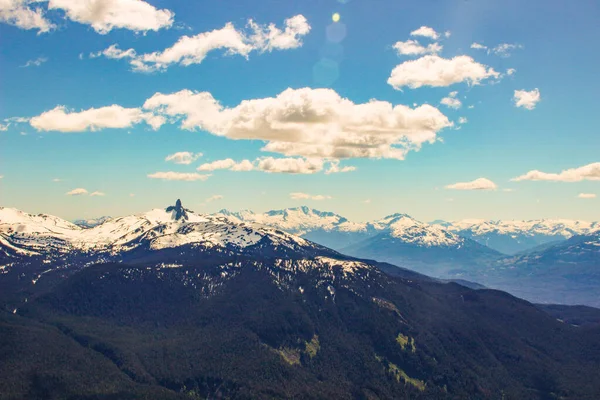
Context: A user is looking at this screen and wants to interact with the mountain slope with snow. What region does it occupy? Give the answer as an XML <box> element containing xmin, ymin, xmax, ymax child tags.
<box><xmin>433</xmin><ymin>219</ymin><xmax>600</xmax><ymax>254</ymax></box>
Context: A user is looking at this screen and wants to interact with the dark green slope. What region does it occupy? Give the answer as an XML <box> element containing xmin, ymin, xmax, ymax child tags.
<box><xmin>5</xmin><ymin>258</ymin><xmax>600</xmax><ymax>400</ymax></box>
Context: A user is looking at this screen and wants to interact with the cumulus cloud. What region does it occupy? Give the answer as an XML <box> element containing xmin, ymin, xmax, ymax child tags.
<box><xmin>47</xmin><ymin>0</ymin><xmax>174</xmax><ymax>34</ymax></box>
<box><xmin>512</xmin><ymin>162</ymin><xmax>600</xmax><ymax>182</ymax></box>
<box><xmin>257</xmin><ymin>157</ymin><xmax>324</xmax><ymax>174</ymax></box>
<box><xmin>147</xmin><ymin>171</ymin><xmax>210</xmax><ymax>181</ymax></box>
<box><xmin>514</xmin><ymin>89</ymin><xmax>541</xmax><ymax>110</ymax></box>
<box><xmin>440</xmin><ymin>95</ymin><xmax>462</xmax><ymax>109</ymax></box>
<box><xmin>94</xmin><ymin>15</ymin><xmax>310</xmax><ymax>72</ymax></box>
<box><xmin>66</xmin><ymin>188</ymin><xmax>88</xmax><ymax>196</ymax></box>
<box><xmin>30</xmin><ymin>105</ymin><xmax>165</xmax><ymax>132</ymax></box>
<box><xmin>205</xmin><ymin>195</ymin><xmax>224</xmax><ymax>202</ymax></box>
<box><xmin>578</xmin><ymin>193</ymin><xmax>596</xmax><ymax>199</ymax></box>
<box><xmin>290</xmin><ymin>192</ymin><xmax>332</xmax><ymax>201</ymax></box>
<box><xmin>90</xmin><ymin>191</ymin><xmax>105</xmax><ymax>196</ymax></box>
<box><xmin>392</xmin><ymin>39</ymin><xmax>442</xmax><ymax>56</ymax></box>
<box><xmin>197</xmin><ymin>159</ymin><xmax>241</xmax><ymax>171</ymax></box>
<box><xmin>0</xmin><ymin>0</ymin><xmax>55</xmax><ymax>33</ymax></box>
<box><xmin>165</xmin><ymin>151</ymin><xmax>203</xmax><ymax>165</ymax></box>
<box><xmin>410</xmin><ymin>26</ymin><xmax>441</xmax><ymax>40</ymax></box>
<box><xmin>0</xmin><ymin>123</ymin><xmax>7</xmax><ymax>131</ymax></box>
<box><xmin>22</xmin><ymin>56</ymin><xmax>47</xmax><ymax>67</ymax></box>
<box><xmin>458</xmin><ymin>117</ymin><xmax>468</xmax><ymax>124</ymax></box>
<box><xmin>388</xmin><ymin>55</ymin><xmax>500</xmax><ymax>90</ymax></box>
<box><xmin>144</xmin><ymin>87</ymin><xmax>451</xmax><ymax>160</ymax></box>
<box><xmin>445</xmin><ymin>178</ymin><xmax>497</xmax><ymax>190</ymax></box>
<box><xmin>506</xmin><ymin>68</ymin><xmax>516</xmax><ymax>76</ymax></box>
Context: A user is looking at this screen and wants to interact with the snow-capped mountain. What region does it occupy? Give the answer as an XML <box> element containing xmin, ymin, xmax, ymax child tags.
<box><xmin>0</xmin><ymin>200</ymin><xmax>335</xmax><ymax>292</ymax></box>
<box><xmin>432</xmin><ymin>219</ymin><xmax>600</xmax><ymax>254</ymax></box>
<box><xmin>73</xmin><ymin>216</ymin><xmax>112</xmax><ymax>228</ymax></box>
<box><xmin>214</xmin><ymin>207</ymin><xmax>373</xmax><ymax>249</ymax></box>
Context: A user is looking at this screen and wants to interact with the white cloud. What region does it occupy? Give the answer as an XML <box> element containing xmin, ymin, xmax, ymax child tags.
<box><xmin>0</xmin><ymin>0</ymin><xmax>55</xmax><ymax>33</ymax></box>
<box><xmin>491</xmin><ymin>43</ymin><xmax>523</xmax><ymax>57</ymax></box>
<box><xmin>22</xmin><ymin>56</ymin><xmax>47</xmax><ymax>67</ymax></box>
<box><xmin>470</xmin><ymin>43</ymin><xmax>487</xmax><ymax>50</ymax></box>
<box><xmin>52</xmin><ymin>178</ymin><xmax>62</xmax><ymax>182</ymax></box>
<box><xmin>440</xmin><ymin>96</ymin><xmax>462</xmax><ymax>109</ymax></box>
<box><xmin>458</xmin><ymin>117</ymin><xmax>468</xmax><ymax>124</ymax></box>
<box><xmin>30</xmin><ymin>105</ymin><xmax>165</xmax><ymax>132</ymax></box>
<box><xmin>290</xmin><ymin>192</ymin><xmax>332</xmax><ymax>201</ymax></box>
<box><xmin>90</xmin><ymin>191</ymin><xmax>105</xmax><ymax>196</ymax></box>
<box><xmin>165</xmin><ymin>151</ymin><xmax>202</xmax><ymax>165</ymax></box>
<box><xmin>506</xmin><ymin>68</ymin><xmax>516</xmax><ymax>76</ymax></box>
<box><xmin>445</xmin><ymin>178</ymin><xmax>497</xmax><ymax>190</ymax></box>
<box><xmin>0</xmin><ymin>123</ymin><xmax>7</xmax><ymax>131</ymax></box>
<box><xmin>578</xmin><ymin>193</ymin><xmax>596</xmax><ymax>199</ymax></box>
<box><xmin>147</xmin><ymin>171</ymin><xmax>210</xmax><ymax>181</ymax></box>
<box><xmin>410</xmin><ymin>26</ymin><xmax>440</xmax><ymax>40</ymax></box>
<box><xmin>325</xmin><ymin>161</ymin><xmax>356</xmax><ymax>174</ymax></box>
<box><xmin>198</xmin><ymin>159</ymin><xmax>247</xmax><ymax>171</ymax></box>
<box><xmin>205</xmin><ymin>195</ymin><xmax>223</xmax><ymax>202</ymax></box>
<box><xmin>90</xmin><ymin>44</ymin><xmax>136</xmax><ymax>60</ymax></box>
<box><xmin>257</xmin><ymin>157</ymin><xmax>323</xmax><ymax>174</ymax></box>
<box><xmin>362</xmin><ymin>199</ymin><xmax>371</xmax><ymax>204</ymax></box>
<box><xmin>512</xmin><ymin>162</ymin><xmax>600</xmax><ymax>182</ymax></box>
<box><xmin>197</xmin><ymin>157</ymin><xmax>354</xmax><ymax>175</ymax></box>
<box><xmin>144</xmin><ymin>87</ymin><xmax>451</xmax><ymax>160</ymax></box>
<box><xmin>471</xmin><ymin>42</ymin><xmax>522</xmax><ymax>57</ymax></box>
<box><xmin>392</xmin><ymin>39</ymin><xmax>442</xmax><ymax>56</ymax></box>
<box><xmin>96</xmin><ymin>15</ymin><xmax>310</xmax><ymax>72</ymax></box>
<box><xmin>66</xmin><ymin>188</ymin><xmax>88</xmax><ymax>196</ymax></box>
<box><xmin>388</xmin><ymin>55</ymin><xmax>500</xmax><ymax>90</ymax></box>
<box><xmin>47</xmin><ymin>0</ymin><xmax>174</xmax><ymax>34</ymax></box>
<box><xmin>514</xmin><ymin>89</ymin><xmax>541</xmax><ymax>110</ymax></box>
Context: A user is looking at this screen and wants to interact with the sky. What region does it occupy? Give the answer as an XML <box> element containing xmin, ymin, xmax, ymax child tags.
<box><xmin>1</xmin><ymin>0</ymin><xmax>599</xmax><ymax>223</ymax></box>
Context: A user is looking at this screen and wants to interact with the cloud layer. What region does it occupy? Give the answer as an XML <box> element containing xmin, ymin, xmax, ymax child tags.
<box><xmin>512</xmin><ymin>162</ymin><xmax>600</xmax><ymax>182</ymax></box>
<box><xmin>165</xmin><ymin>152</ymin><xmax>203</xmax><ymax>165</ymax></box>
<box><xmin>290</xmin><ymin>192</ymin><xmax>332</xmax><ymax>201</ymax></box>
<box><xmin>445</xmin><ymin>178</ymin><xmax>497</xmax><ymax>190</ymax></box>
<box><xmin>147</xmin><ymin>172</ymin><xmax>210</xmax><ymax>181</ymax></box>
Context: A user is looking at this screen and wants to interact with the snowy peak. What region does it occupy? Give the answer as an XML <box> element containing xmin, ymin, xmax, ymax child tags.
<box><xmin>374</xmin><ymin>214</ymin><xmax>463</xmax><ymax>247</ymax></box>
<box><xmin>214</xmin><ymin>207</ymin><xmax>364</xmax><ymax>235</ymax></box>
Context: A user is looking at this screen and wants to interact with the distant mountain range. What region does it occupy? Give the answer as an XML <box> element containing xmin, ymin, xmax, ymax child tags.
<box><xmin>213</xmin><ymin>207</ymin><xmax>599</xmax><ymax>255</ymax></box>
<box><xmin>1</xmin><ymin>200</ymin><xmax>600</xmax><ymax>399</ymax></box>
<box><xmin>4</xmin><ymin>204</ymin><xmax>599</xmax><ymax>307</ymax></box>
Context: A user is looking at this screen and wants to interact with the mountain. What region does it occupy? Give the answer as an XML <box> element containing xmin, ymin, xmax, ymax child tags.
<box><xmin>0</xmin><ymin>201</ymin><xmax>333</xmax><ymax>304</ymax></box>
<box><xmin>341</xmin><ymin>214</ymin><xmax>503</xmax><ymax>278</ymax></box>
<box><xmin>2</xmin><ymin>203</ymin><xmax>600</xmax><ymax>398</ymax></box>
<box><xmin>214</xmin><ymin>206</ymin><xmax>374</xmax><ymax>250</ymax></box>
<box><xmin>480</xmin><ymin>231</ymin><xmax>600</xmax><ymax>307</ymax></box>
<box><xmin>433</xmin><ymin>219</ymin><xmax>600</xmax><ymax>255</ymax></box>
<box><xmin>73</xmin><ymin>215</ymin><xmax>112</xmax><ymax>228</ymax></box>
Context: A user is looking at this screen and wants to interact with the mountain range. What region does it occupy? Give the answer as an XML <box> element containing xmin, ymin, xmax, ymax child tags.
<box><xmin>1</xmin><ymin>200</ymin><xmax>600</xmax><ymax>399</ymax></box>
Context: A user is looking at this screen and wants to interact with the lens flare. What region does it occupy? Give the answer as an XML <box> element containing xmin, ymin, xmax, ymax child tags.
<box><xmin>332</xmin><ymin>13</ymin><xmax>341</xmax><ymax>23</ymax></box>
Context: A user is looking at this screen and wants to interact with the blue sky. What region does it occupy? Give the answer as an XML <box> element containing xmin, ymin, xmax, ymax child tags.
<box><xmin>1</xmin><ymin>0</ymin><xmax>599</xmax><ymax>222</ymax></box>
